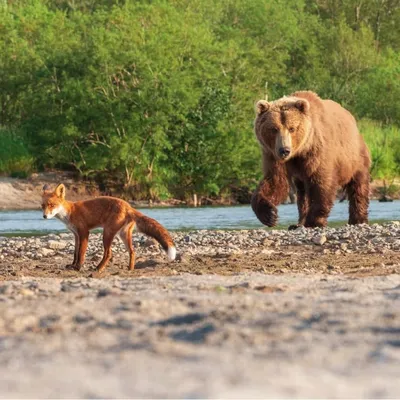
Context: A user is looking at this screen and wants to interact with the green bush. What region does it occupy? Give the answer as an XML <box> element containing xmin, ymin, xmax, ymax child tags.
<box><xmin>0</xmin><ymin>129</ymin><xmax>34</xmax><ymax>178</ymax></box>
<box><xmin>360</xmin><ymin>119</ymin><xmax>400</xmax><ymax>181</ymax></box>
<box><xmin>0</xmin><ymin>0</ymin><xmax>399</xmax><ymax>198</ymax></box>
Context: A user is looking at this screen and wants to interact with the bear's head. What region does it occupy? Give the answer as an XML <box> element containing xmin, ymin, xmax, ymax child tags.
<box><xmin>254</xmin><ymin>96</ymin><xmax>312</xmax><ymax>161</ymax></box>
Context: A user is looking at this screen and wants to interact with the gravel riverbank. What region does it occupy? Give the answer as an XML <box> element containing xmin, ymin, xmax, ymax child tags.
<box><xmin>0</xmin><ymin>223</ymin><xmax>399</xmax><ymax>398</ymax></box>
<box><xmin>2</xmin><ymin>221</ymin><xmax>400</xmax><ymax>262</ymax></box>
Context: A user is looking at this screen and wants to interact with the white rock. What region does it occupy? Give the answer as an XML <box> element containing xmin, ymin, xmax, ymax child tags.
<box><xmin>312</xmin><ymin>234</ymin><xmax>327</xmax><ymax>246</ymax></box>
<box><xmin>47</xmin><ymin>240</ymin><xmax>67</xmax><ymax>250</ymax></box>
<box><xmin>40</xmin><ymin>248</ymin><xmax>54</xmax><ymax>257</ymax></box>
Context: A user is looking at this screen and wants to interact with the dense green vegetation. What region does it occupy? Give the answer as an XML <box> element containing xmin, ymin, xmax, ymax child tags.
<box><xmin>0</xmin><ymin>0</ymin><xmax>399</xmax><ymax>200</ymax></box>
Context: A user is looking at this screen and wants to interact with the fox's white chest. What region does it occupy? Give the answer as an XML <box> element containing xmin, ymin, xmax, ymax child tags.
<box><xmin>56</xmin><ymin>206</ymin><xmax>77</xmax><ymax>235</ymax></box>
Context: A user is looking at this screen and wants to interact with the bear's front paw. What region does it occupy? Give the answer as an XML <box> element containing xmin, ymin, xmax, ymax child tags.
<box><xmin>251</xmin><ymin>196</ymin><xmax>278</xmax><ymax>227</ymax></box>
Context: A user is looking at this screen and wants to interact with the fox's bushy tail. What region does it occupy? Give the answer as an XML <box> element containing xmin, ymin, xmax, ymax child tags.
<box><xmin>134</xmin><ymin>212</ymin><xmax>176</xmax><ymax>261</ymax></box>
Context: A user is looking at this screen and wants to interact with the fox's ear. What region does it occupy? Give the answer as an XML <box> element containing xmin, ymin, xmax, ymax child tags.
<box><xmin>256</xmin><ymin>100</ymin><xmax>270</xmax><ymax>115</ymax></box>
<box><xmin>55</xmin><ymin>183</ymin><xmax>66</xmax><ymax>199</ymax></box>
<box><xmin>42</xmin><ymin>184</ymin><xmax>51</xmax><ymax>194</ymax></box>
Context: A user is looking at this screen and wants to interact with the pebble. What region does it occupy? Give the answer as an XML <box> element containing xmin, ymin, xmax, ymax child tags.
<box><xmin>0</xmin><ymin>222</ymin><xmax>399</xmax><ymax>259</ymax></box>
<box><xmin>40</xmin><ymin>248</ymin><xmax>54</xmax><ymax>257</ymax></box>
<box><xmin>97</xmin><ymin>288</ymin><xmax>114</xmax><ymax>297</ymax></box>
<box><xmin>312</xmin><ymin>234</ymin><xmax>327</xmax><ymax>246</ymax></box>
<box><xmin>47</xmin><ymin>240</ymin><xmax>67</xmax><ymax>250</ymax></box>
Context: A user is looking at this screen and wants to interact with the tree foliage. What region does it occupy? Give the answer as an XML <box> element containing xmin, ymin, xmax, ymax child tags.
<box><xmin>0</xmin><ymin>0</ymin><xmax>399</xmax><ymax>199</ymax></box>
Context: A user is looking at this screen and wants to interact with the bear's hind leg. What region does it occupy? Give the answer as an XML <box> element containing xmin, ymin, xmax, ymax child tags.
<box><xmin>347</xmin><ymin>170</ymin><xmax>370</xmax><ymax>225</ymax></box>
<box><xmin>304</xmin><ymin>183</ymin><xmax>336</xmax><ymax>228</ymax></box>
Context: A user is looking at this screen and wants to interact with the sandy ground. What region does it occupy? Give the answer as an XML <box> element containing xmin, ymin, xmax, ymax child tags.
<box><xmin>0</xmin><ymin>241</ymin><xmax>399</xmax><ymax>398</ymax></box>
<box><xmin>0</xmin><ymin>178</ymin><xmax>42</xmax><ymax>210</ymax></box>
<box><xmin>0</xmin><ymin>174</ymin><xmax>101</xmax><ymax>210</ymax></box>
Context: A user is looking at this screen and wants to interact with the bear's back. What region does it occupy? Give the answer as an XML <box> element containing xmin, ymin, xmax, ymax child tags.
<box><xmin>293</xmin><ymin>91</ymin><xmax>367</xmax><ymax>185</ymax></box>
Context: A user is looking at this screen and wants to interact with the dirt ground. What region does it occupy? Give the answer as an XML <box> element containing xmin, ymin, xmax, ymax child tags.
<box><xmin>2</xmin><ymin>245</ymin><xmax>400</xmax><ymax>280</ymax></box>
<box><xmin>0</xmin><ymin>246</ymin><xmax>399</xmax><ymax>398</ymax></box>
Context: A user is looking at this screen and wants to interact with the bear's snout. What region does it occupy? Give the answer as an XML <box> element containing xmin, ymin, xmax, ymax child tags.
<box><xmin>278</xmin><ymin>147</ymin><xmax>291</xmax><ymax>159</ymax></box>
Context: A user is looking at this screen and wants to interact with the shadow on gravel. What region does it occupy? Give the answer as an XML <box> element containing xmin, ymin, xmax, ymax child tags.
<box><xmin>153</xmin><ymin>312</ymin><xmax>207</xmax><ymax>327</ymax></box>
<box><xmin>370</xmin><ymin>327</ymin><xmax>400</xmax><ymax>334</ymax></box>
<box><xmin>170</xmin><ymin>323</ymin><xmax>216</xmax><ymax>344</ymax></box>
<box><xmin>134</xmin><ymin>259</ymin><xmax>163</xmax><ymax>270</ymax></box>
<box><xmin>385</xmin><ymin>340</ymin><xmax>400</xmax><ymax>348</ymax></box>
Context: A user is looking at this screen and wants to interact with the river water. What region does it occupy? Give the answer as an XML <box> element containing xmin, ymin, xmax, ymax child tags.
<box><xmin>0</xmin><ymin>200</ymin><xmax>399</xmax><ymax>235</ymax></box>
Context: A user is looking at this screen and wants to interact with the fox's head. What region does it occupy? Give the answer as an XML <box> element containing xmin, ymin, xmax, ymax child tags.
<box><xmin>41</xmin><ymin>183</ymin><xmax>67</xmax><ymax>219</ymax></box>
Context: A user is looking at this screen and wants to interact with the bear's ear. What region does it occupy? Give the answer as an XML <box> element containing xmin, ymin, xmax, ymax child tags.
<box><xmin>255</xmin><ymin>100</ymin><xmax>270</xmax><ymax>115</ymax></box>
<box><xmin>55</xmin><ymin>183</ymin><xmax>66</xmax><ymax>199</ymax></box>
<box><xmin>294</xmin><ymin>99</ymin><xmax>310</xmax><ymax>114</ymax></box>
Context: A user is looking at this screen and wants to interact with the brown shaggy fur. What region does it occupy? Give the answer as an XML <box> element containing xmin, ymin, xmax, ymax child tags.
<box><xmin>252</xmin><ymin>91</ymin><xmax>371</xmax><ymax>228</ymax></box>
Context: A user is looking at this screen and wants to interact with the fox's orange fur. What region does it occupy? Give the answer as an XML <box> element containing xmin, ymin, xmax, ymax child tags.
<box><xmin>41</xmin><ymin>183</ymin><xmax>176</xmax><ymax>277</ymax></box>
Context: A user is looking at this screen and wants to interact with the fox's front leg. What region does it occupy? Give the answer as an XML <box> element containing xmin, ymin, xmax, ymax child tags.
<box><xmin>65</xmin><ymin>232</ymin><xmax>79</xmax><ymax>269</ymax></box>
<box><xmin>74</xmin><ymin>229</ymin><xmax>89</xmax><ymax>271</ymax></box>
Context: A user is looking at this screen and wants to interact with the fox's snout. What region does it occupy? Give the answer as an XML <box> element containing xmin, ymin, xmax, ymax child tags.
<box><xmin>43</xmin><ymin>214</ymin><xmax>48</xmax><ymax>219</ymax></box>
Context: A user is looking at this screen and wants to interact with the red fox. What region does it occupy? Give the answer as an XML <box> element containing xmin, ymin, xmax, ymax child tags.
<box><xmin>41</xmin><ymin>183</ymin><xmax>176</xmax><ymax>277</ymax></box>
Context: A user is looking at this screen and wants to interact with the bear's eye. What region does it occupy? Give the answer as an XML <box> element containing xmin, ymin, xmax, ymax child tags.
<box><xmin>270</xmin><ymin>127</ymin><xmax>279</xmax><ymax>134</ymax></box>
<box><xmin>289</xmin><ymin>127</ymin><xmax>295</xmax><ymax>133</ymax></box>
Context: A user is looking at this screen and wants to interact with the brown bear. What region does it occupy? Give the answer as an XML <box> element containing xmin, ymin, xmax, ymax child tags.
<box><xmin>251</xmin><ymin>91</ymin><xmax>371</xmax><ymax>229</ymax></box>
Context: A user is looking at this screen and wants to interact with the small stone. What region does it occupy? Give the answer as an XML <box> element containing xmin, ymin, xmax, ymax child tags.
<box><xmin>116</xmin><ymin>318</ymin><xmax>133</xmax><ymax>330</ymax></box>
<box><xmin>312</xmin><ymin>234</ymin><xmax>327</xmax><ymax>245</ymax></box>
<box><xmin>142</xmin><ymin>239</ymin><xmax>157</xmax><ymax>248</ymax></box>
<box><xmin>39</xmin><ymin>314</ymin><xmax>61</xmax><ymax>329</ymax></box>
<box><xmin>40</xmin><ymin>248</ymin><xmax>54</xmax><ymax>257</ymax></box>
<box><xmin>97</xmin><ymin>288</ymin><xmax>113</xmax><ymax>297</ymax></box>
<box><xmin>19</xmin><ymin>289</ymin><xmax>35</xmax><ymax>296</ymax></box>
<box><xmin>262</xmin><ymin>238</ymin><xmax>274</xmax><ymax>246</ymax></box>
<box><xmin>261</xmin><ymin>249</ymin><xmax>274</xmax><ymax>255</ymax></box>
<box><xmin>74</xmin><ymin>314</ymin><xmax>94</xmax><ymax>324</ymax></box>
<box><xmin>0</xmin><ymin>285</ymin><xmax>12</xmax><ymax>295</ymax></box>
<box><xmin>175</xmin><ymin>253</ymin><xmax>185</xmax><ymax>262</ymax></box>
<box><xmin>47</xmin><ymin>240</ymin><xmax>67</xmax><ymax>250</ymax></box>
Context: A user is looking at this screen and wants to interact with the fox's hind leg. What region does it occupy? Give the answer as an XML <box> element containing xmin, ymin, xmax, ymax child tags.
<box><xmin>93</xmin><ymin>227</ymin><xmax>119</xmax><ymax>277</ymax></box>
<box><xmin>75</xmin><ymin>229</ymin><xmax>89</xmax><ymax>271</ymax></box>
<box><xmin>119</xmin><ymin>223</ymin><xmax>136</xmax><ymax>271</ymax></box>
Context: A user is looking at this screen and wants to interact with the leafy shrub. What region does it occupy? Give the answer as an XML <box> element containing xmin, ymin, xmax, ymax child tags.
<box><xmin>0</xmin><ymin>129</ymin><xmax>34</xmax><ymax>178</ymax></box>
